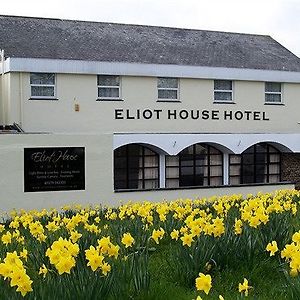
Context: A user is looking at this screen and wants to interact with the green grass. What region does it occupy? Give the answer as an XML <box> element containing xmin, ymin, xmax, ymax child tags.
<box><xmin>144</xmin><ymin>243</ymin><xmax>289</xmax><ymax>300</ymax></box>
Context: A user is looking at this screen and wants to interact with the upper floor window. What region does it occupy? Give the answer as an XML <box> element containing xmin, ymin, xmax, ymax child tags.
<box><xmin>30</xmin><ymin>73</ymin><xmax>56</xmax><ymax>99</ymax></box>
<box><xmin>214</xmin><ymin>80</ymin><xmax>233</xmax><ymax>102</ymax></box>
<box><xmin>97</xmin><ymin>75</ymin><xmax>120</xmax><ymax>100</ymax></box>
<box><xmin>265</xmin><ymin>82</ymin><xmax>282</xmax><ymax>103</ymax></box>
<box><xmin>157</xmin><ymin>77</ymin><xmax>179</xmax><ymax>101</ymax></box>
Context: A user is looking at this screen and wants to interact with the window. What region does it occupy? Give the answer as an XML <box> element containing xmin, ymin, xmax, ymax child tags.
<box><xmin>157</xmin><ymin>77</ymin><xmax>179</xmax><ymax>101</ymax></box>
<box><xmin>214</xmin><ymin>80</ymin><xmax>233</xmax><ymax>102</ymax></box>
<box><xmin>30</xmin><ymin>73</ymin><xmax>56</xmax><ymax>99</ymax></box>
<box><xmin>165</xmin><ymin>144</ymin><xmax>223</xmax><ymax>188</ymax></box>
<box><xmin>265</xmin><ymin>82</ymin><xmax>282</xmax><ymax>103</ymax></box>
<box><xmin>114</xmin><ymin>144</ymin><xmax>159</xmax><ymax>190</ymax></box>
<box><xmin>229</xmin><ymin>143</ymin><xmax>281</xmax><ymax>185</ymax></box>
<box><xmin>97</xmin><ymin>75</ymin><xmax>120</xmax><ymax>100</ymax></box>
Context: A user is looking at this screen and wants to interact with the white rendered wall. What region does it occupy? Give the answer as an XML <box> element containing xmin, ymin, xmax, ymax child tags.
<box><xmin>4</xmin><ymin>73</ymin><xmax>300</xmax><ymax>134</ymax></box>
<box><xmin>0</xmin><ymin>133</ymin><xmax>294</xmax><ymax>213</ymax></box>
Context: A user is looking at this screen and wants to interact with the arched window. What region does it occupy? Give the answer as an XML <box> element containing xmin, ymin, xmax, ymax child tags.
<box><xmin>114</xmin><ymin>144</ymin><xmax>159</xmax><ymax>190</ymax></box>
<box><xmin>165</xmin><ymin>144</ymin><xmax>223</xmax><ymax>188</ymax></box>
<box><xmin>229</xmin><ymin>143</ymin><xmax>281</xmax><ymax>184</ymax></box>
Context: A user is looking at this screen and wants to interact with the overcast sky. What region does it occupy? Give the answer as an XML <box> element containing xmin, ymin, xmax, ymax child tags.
<box><xmin>2</xmin><ymin>0</ymin><xmax>300</xmax><ymax>57</ymax></box>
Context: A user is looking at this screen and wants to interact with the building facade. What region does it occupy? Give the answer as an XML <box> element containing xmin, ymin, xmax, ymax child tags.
<box><xmin>0</xmin><ymin>15</ymin><xmax>299</xmax><ymax>211</ymax></box>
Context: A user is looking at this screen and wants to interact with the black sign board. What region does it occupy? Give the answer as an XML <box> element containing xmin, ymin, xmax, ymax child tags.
<box><xmin>24</xmin><ymin>147</ymin><xmax>85</xmax><ymax>192</ymax></box>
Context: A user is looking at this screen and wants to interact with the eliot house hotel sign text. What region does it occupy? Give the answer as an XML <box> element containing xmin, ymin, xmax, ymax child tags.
<box><xmin>24</xmin><ymin>147</ymin><xmax>85</xmax><ymax>192</ymax></box>
<box><xmin>114</xmin><ymin>109</ymin><xmax>270</xmax><ymax>121</ymax></box>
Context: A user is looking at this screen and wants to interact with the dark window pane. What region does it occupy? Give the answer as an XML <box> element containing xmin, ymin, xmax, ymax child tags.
<box><xmin>98</xmin><ymin>87</ymin><xmax>119</xmax><ymax>98</ymax></box>
<box><xmin>181</xmin><ymin>159</ymin><xmax>194</xmax><ymax>167</ymax></box>
<box><xmin>98</xmin><ymin>75</ymin><xmax>120</xmax><ymax>86</ymax></box>
<box><xmin>114</xmin><ymin>157</ymin><xmax>127</xmax><ymax>168</ymax></box>
<box><xmin>128</xmin><ymin>157</ymin><xmax>140</xmax><ymax>168</ymax></box>
<box><xmin>128</xmin><ymin>169</ymin><xmax>140</xmax><ymax>180</ymax></box>
<box><xmin>180</xmin><ymin>175</ymin><xmax>195</xmax><ymax>186</ymax></box>
<box><xmin>30</xmin><ymin>73</ymin><xmax>55</xmax><ymax>84</ymax></box>
<box><xmin>31</xmin><ymin>86</ymin><xmax>55</xmax><ymax>97</ymax></box>
<box><xmin>114</xmin><ymin>180</ymin><xmax>126</xmax><ymax>189</ymax></box>
<box><xmin>114</xmin><ymin>171</ymin><xmax>127</xmax><ymax>181</ymax></box>
<box><xmin>128</xmin><ymin>145</ymin><xmax>141</xmax><ymax>156</ymax></box>
<box><xmin>128</xmin><ymin>180</ymin><xmax>139</xmax><ymax>189</ymax></box>
<box><xmin>181</xmin><ymin>167</ymin><xmax>193</xmax><ymax>175</ymax></box>
<box><xmin>214</xmin><ymin>91</ymin><xmax>232</xmax><ymax>101</ymax></box>
<box><xmin>158</xmin><ymin>89</ymin><xmax>177</xmax><ymax>99</ymax></box>
<box><xmin>158</xmin><ymin>78</ymin><xmax>178</xmax><ymax>88</ymax></box>
<box><xmin>243</xmin><ymin>176</ymin><xmax>254</xmax><ymax>184</ymax></box>
<box><xmin>214</xmin><ymin>80</ymin><xmax>232</xmax><ymax>90</ymax></box>
<box><xmin>243</xmin><ymin>154</ymin><xmax>254</xmax><ymax>164</ymax></box>
<box><xmin>195</xmin><ymin>166</ymin><xmax>205</xmax><ymax>175</ymax></box>
<box><xmin>194</xmin><ymin>175</ymin><xmax>205</xmax><ymax>186</ymax></box>
<box><xmin>230</xmin><ymin>143</ymin><xmax>281</xmax><ymax>185</ymax></box>
<box><xmin>265</xmin><ymin>82</ymin><xmax>281</xmax><ymax>93</ymax></box>
<box><xmin>114</xmin><ymin>144</ymin><xmax>158</xmax><ymax>190</ymax></box>
<box><xmin>195</xmin><ymin>157</ymin><xmax>207</xmax><ymax>165</ymax></box>
<box><xmin>256</xmin><ymin>144</ymin><xmax>267</xmax><ymax>153</ymax></box>
<box><xmin>265</xmin><ymin>93</ymin><xmax>281</xmax><ymax>102</ymax></box>
<box><xmin>115</xmin><ymin>147</ymin><xmax>126</xmax><ymax>157</ymax></box>
<box><xmin>166</xmin><ymin>144</ymin><xmax>222</xmax><ymax>188</ymax></box>
<box><xmin>195</xmin><ymin>144</ymin><xmax>206</xmax><ymax>154</ymax></box>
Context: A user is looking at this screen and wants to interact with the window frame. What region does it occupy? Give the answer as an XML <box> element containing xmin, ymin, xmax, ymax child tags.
<box><xmin>265</xmin><ymin>82</ymin><xmax>283</xmax><ymax>104</ymax></box>
<box><xmin>114</xmin><ymin>144</ymin><xmax>160</xmax><ymax>191</ymax></box>
<box><xmin>97</xmin><ymin>75</ymin><xmax>122</xmax><ymax>101</ymax></box>
<box><xmin>229</xmin><ymin>143</ymin><xmax>281</xmax><ymax>185</ymax></box>
<box><xmin>157</xmin><ymin>77</ymin><xmax>180</xmax><ymax>102</ymax></box>
<box><xmin>165</xmin><ymin>144</ymin><xmax>223</xmax><ymax>188</ymax></box>
<box><xmin>30</xmin><ymin>73</ymin><xmax>56</xmax><ymax>100</ymax></box>
<box><xmin>213</xmin><ymin>80</ymin><xmax>234</xmax><ymax>103</ymax></box>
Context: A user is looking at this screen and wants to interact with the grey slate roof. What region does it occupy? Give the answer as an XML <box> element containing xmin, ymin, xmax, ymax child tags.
<box><xmin>1</xmin><ymin>15</ymin><xmax>300</xmax><ymax>72</ymax></box>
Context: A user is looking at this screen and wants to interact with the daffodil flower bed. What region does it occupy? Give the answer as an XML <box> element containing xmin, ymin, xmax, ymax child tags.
<box><xmin>0</xmin><ymin>190</ymin><xmax>300</xmax><ymax>299</ymax></box>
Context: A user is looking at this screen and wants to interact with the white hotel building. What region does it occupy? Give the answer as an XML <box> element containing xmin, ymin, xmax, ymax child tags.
<box><xmin>0</xmin><ymin>15</ymin><xmax>300</xmax><ymax>211</ymax></box>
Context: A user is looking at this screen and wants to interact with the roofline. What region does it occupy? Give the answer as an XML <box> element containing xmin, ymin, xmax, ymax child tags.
<box><xmin>0</xmin><ymin>14</ymin><xmax>270</xmax><ymax>38</ymax></box>
<box><xmin>2</xmin><ymin>57</ymin><xmax>300</xmax><ymax>83</ymax></box>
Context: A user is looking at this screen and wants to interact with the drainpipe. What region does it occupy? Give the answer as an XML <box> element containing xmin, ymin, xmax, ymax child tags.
<box><xmin>0</xmin><ymin>49</ymin><xmax>5</xmax><ymax>127</ymax></box>
<box><xmin>19</xmin><ymin>72</ymin><xmax>23</xmax><ymax>127</ymax></box>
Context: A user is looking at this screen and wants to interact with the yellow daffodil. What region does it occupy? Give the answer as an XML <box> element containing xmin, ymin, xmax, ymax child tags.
<box><xmin>181</xmin><ymin>234</ymin><xmax>194</xmax><ymax>247</ymax></box>
<box><xmin>170</xmin><ymin>229</ymin><xmax>179</xmax><ymax>240</ymax></box>
<box><xmin>266</xmin><ymin>241</ymin><xmax>278</xmax><ymax>256</ymax></box>
<box><xmin>19</xmin><ymin>249</ymin><xmax>28</xmax><ymax>261</ymax></box>
<box><xmin>121</xmin><ymin>232</ymin><xmax>135</xmax><ymax>248</ymax></box>
<box><xmin>195</xmin><ymin>273</ymin><xmax>212</xmax><ymax>295</ymax></box>
<box><xmin>238</xmin><ymin>278</ymin><xmax>251</xmax><ymax>296</ymax></box>
<box><xmin>39</xmin><ymin>264</ymin><xmax>48</xmax><ymax>278</ymax></box>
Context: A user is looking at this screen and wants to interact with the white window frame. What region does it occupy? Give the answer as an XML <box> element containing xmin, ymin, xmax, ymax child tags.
<box><xmin>265</xmin><ymin>82</ymin><xmax>282</xmax><ymax>104</ymax></box>
<box><xmin>97</xmin><ymin>75</ymin><xmax>121</xmax><ymax>100</ymax></box>
<box><xmin>157</xmin><ymin>77</ymin><xmax>179</xmax><ymax>102</ymax></box>
<box><xmin>213</xmin><ymin>80</ymin><xmax>234</xmax><ymax>103</ymax></box>
<box><xmin>30</xmin><ymin>73</ymin><xmax>56</xmax><ymax>99</ymax></box>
